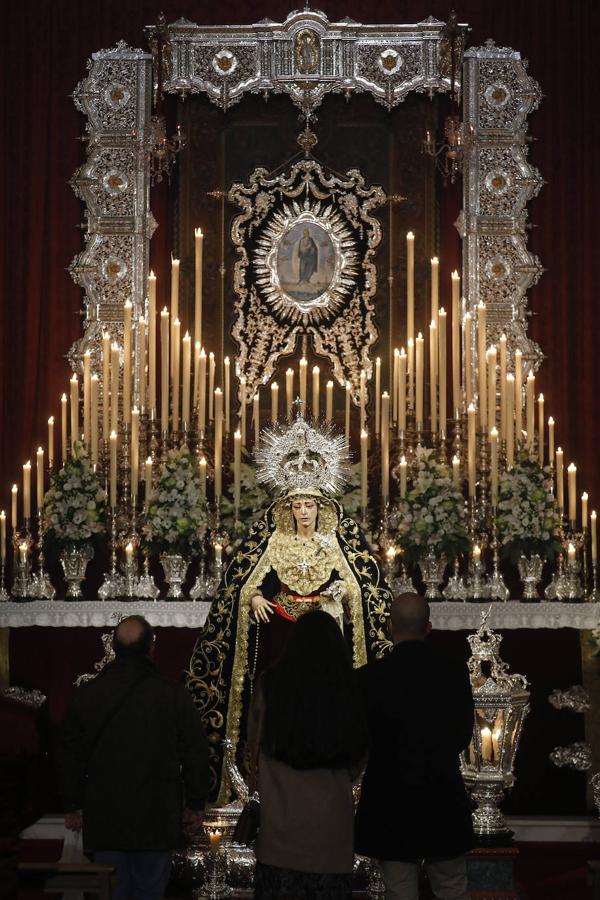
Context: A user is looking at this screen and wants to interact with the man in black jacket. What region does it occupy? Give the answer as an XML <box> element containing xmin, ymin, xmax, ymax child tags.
<box><xmin>355</xmin><ymin>593</ymin><xmax>474</xmax><ymax>900</ymax></box>
<box><xmin>60</xmin><ymin>615</ymin><xmax>209</xmax><ymax>900</ymax></box>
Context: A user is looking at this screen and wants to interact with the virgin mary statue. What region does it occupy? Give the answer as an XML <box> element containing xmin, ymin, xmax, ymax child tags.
<box><xmin>186</xmin><ymin>414</ymin><xmax>392</xmax><ymax>804</ymax></box>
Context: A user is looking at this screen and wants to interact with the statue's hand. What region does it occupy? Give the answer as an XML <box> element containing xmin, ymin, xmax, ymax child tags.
<box><xmin>251</xmin><ymin>595</ymin><xmax>276</xmax><ymax>624</ymax></box>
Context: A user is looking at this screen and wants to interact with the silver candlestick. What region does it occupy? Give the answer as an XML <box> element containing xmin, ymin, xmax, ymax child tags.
<box><xmin>487</xmin><ymin>514</ymin><xmax>509</xmax><ymax>602</ymax></box>
<box><xmin>467</xmin><ymin>549</ymin><xmax>488</xmax><ymax>601</ymax></box>
<box><xmin>443</xmin><ymin>557</ymin><xmax>468</xmax><ymax>601</ymax></box>
<box><xmin>0</xmin><ymin>558</ymin><xmax>9</xmax><ymax>601</ymax></box>
<box><xmin>30</xmin><ymin>509</ymin><xmax>55</xmax><ymax>600</ymax></box>
<box><xmin>99</xmin><ymin>508</ymin><xmax>124</xmax><ymax>599</ymax></box>
<box><xmin>12</xmin><ymin>541</ymin><xmax>33</xmax><ymax>600</ymax></box>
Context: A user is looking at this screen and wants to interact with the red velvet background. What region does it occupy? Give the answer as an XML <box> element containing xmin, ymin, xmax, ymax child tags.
<box><xmin>1</xmin><ymin>1</ymin><xmax>599</xmax><ymax>816</ymax></box>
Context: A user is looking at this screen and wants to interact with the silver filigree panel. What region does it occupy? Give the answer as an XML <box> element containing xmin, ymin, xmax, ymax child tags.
<box><xmin>461</xmin><ymin>40</ymin><xmax>544</xmax><ymax>369</ymax></box>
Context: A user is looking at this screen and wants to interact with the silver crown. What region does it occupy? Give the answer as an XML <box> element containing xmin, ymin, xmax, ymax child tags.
<box><xmin>255</xmin><ymin>414</ymin><xmax>350</xmax><ymax>497</ymax></box>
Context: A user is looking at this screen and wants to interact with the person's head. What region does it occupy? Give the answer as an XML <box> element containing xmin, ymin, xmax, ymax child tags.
<box><xmin>389</xmin><ymin>593</ymin><xmax>431</xmax><ymax>644</ymax></box>
<box><xmin>291</xmin><ymin>495</ymin><xmax>319</xmax><ymax>533</ymax></box>
<box><xmin>112</xmin><ymin>615</ymin><xmax>155</xmax><ymax>659</ymax></box>
<box><xmin>263</xmin><ymin>610</ymin><xmax>368</xmax><ymax>770</ymax></box>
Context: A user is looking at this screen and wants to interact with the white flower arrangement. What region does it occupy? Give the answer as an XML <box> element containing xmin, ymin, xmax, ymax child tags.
<box><xmin>43</xmin><ymin>446</ymin><xmax>107</xmax><ymax>547</ymax></box>
<box><xmin>393</xmin><ymin>446</ymin><xmax>469</xmax><ymax>564</ymax></box>
<box><xmin>144</xmin><ymin>447</ymin><xmax>207</xmax><ymax>556</ymax></box>
<box><xmin>496</xmin><ymin>453</ymin><xmax>561</xmax><ymax>563</ymax></box>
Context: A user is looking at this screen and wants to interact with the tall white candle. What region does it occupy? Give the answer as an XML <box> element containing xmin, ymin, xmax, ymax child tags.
<box><xmin>430</xmin><ymin>256</ymin><xmax>439</xmax><ymax>328</ymax></box>
<box><xmin>399</xmin><ymin>455</ymin><xmax>407</xmax><ymax>498</ymax></box>
<box><xmin>233</xmin><ymin>430</ymin><xmax>241</xmax><ymax>513</ymax></box>
<box><xmin>144</xmin><ymin>456</ymin><xmax>152</xmax><ymax>510</ymax></box>
<box><xmin>138</xmin><ymin>317</ymin><xmax>146</xmax><ymax>412</ymax></box>
<box><xmin>36</xmin><ymin>448</ymin><xmax>44</xmax><ymax>511</ymax></box>
<box><xmin>326</xmin><ymin>381</ymin><xmax>333</xmax><ymax>422</ymax></box>
<box><xmin>490</xmin><ymin>427</ymin><xmax>499</xmax><ymax>508</ymax></box>
<box><xmin>451</xmin><ymin>271</ymin><xmax>461</xmax><ymax>415</ymax></box>
<box><xmin>467</xmin><ymin>403</ymin><xmax>476</xmax><ymax>498</ymax></box>
<box><xmin>407</xmin><ymin>337</ymin><xmax>415</xmax><ymax>412</ymax></box>
<box><xmin>406</xmin><ymin>232</ymin><xmax>415</xmax><ymax>345</ymax></box>
<box><xmin>505</xmin><ymin>373</ymin><xmax>515</xmax><ymax>467</ymax></box>
<box><xmin>91</xmin><ymin>376</ymin><xmax>99</xmax><ymax>466</ymax></box>
<box><xmin>568</xmin><ymin>463</ymin><xmax>577</xmax><ymax>524</ymax></box>
<box><xmin>537</xmin><ymin>394</ymin><xmax>545</xmax><ymax>465</ymax></box>
<box><xmin>360</xmin><ymin>429</ymin><xmax>368</xmax><ymax>512</ymax></box>
<box><xmin>110</xmin><ymin>341</ymin><xmax>120</xmax><ymax>433</ymax></box>
<box><xmin>429</xmin><ymin>320</ymin><xmax>437</xmax><ymax>433</ymax></box>
<box><xmin>61</xmin><ymin>394</ymin><xmax>68</xmax><ymax>464</ymax></box>
<box><xmin>240</xmin><ymin>376</ymin><xmax>247</xmax><ymax>446</ymax></box>
<box><xmin>487</xmin><ymin>345</ymin><xmax>497</xmax><ymax>434</ymax></box>
<box><xmin>194</xmin><ymin>228</ymin><xmax>203</xmax><ymax>345</ymax></box>
<box><xmin>376</xmin><ymin>356</ymin><xmax>383</xmax><ymax>432</ymax></box>
<box><xmin>463</xmin><ymin>312</ymin><xmax>473</xmax><ymax>407</ymax></box>
<box><xmin>170</xmin><ymin>255</ymin><xmax>180</xmax><ymax>329</ymax></box>
<box><xmin>271</xmin><ymin>381</ymin><xmax>279</xmax><ymax>424</ymax></box>
<box><xmin>214</xmin><ymin>388</ymin><xmax>223</xmax><ymax>498</ymax></box>
<box><xmin>253</xmin><ymin>392</ymin><xmax>260</xmax><ymax>448</ymax></box>
<box><xmin>477</xmin><ymin>302</ymin><xmax>487</xmax><ymax>429</ymax></box>
<box><xmin>359</xmin><ymin>369</ymin><xmax>367</xmax><ymax>432</ymax></box>
<box><xmin>286</xmin><ymin>368</ymin><xmax>294</xmax><ymax>418</ymax></box>
<box><xmin>526</xmin><ymin>371</ymin><xmax>535</xmax><ymax>452</ymax></box>
<box><xmin>102</xmin><ymin>331</ymin><xmax>111</xmax><ymax>439</ymax></box>
<box><xmin>109</xmin><ymin>431</ymin><xmax>117</xmax><ymax>508</ymax></box>
<box><xmin>123</xmin><ymin>300</ymin><xmax>132</xmax><ymax>425</ymax></box>
<box><xmin>148</xmin><ymin>271</ymin><xmax>157</xmax><ymax>413</ymax></box>
<box><xmin>345</xmin><ymin>380</ymin><xmax>351</xmax><ymax>444</ymax></box>
<box><xmin>299</xmin><ymin>358</ymin><xmax>308</xmax><ymax>409</ymax></box>
<box><xmin>591</xmin><ymin>511</ymin><xmax>597</xmax><ymax>561</ymax></box>
<box><xmin>160</xmin><ymin>308</ymin><xmax>169</xmax><ymax>433</ymax></box>
<box><xmin>381</xmin><ymin>392</ymin><xmax>390</xmax><ymax>500</ymax></box>
<box><xmin>499</xmin><ymin>334</ymin><xmax>507</xmax><ymax>442</ymax></box>
<box><xmin>198</xmin><ymin>348</ymin><xmax>206</xmax><ymax>435</ymax></box>
<box><xmin>70</xmin><ymin>375</ymin><xmax>79</xmax><ymax>453</ymax></box>
<box><xmin>555</xmin><ymin>448</ymin><xmax>564</xmax><ymax>511</ymax></box>
<box><xmin>452</xmin><ymin>454</ymin><xmax>461</xmax><ymax>488</ymax></box>
<box><xmin>193</xmin><ymin>341</ymin><xmax>201</xmax><ymax>410</ymax></box>
<box><xmin>312</xmin><ymin>366</ymin><xmax>320</xmax><ymax>419</ymax></box>
<box><xmin>415</xmin><ymin>333</ymin><xmax>424</xmax><ymax>428</ymax></box>
<box><xmin>0</xmin><ymin>511</ymin><xmax>5</xmax><ymax>561</ymax></box>
<box><xmin>398</xmin><ymin>348</ymin><xmax>407</xmax><ymax>435</ymax></box>
<box><xmin>48</xmin><ymin>416</ymin><xmax>55</xmax><ymax>470</ymax></box>
<box><xmin>182</xmin><ymin>331</ymin><xmax>191</xmax><ymax>428</ymax></box>
<box><xmin>199</xmin><ymin>456</ymin><xmax>207</xmax><ymax>498</ymax></box>
<box><xmin>172</xmin><ymin>318</ymin><xmax>181</xmax><ymax>432</ymax></box>
<box><xmin>548</xmin><ymin>416</ymin><xmax>555</xmax><ymax>465</ymax></box>
<box><xmin>224</xmin><ymin>356</ymin><xmax>231</xmax><ymax>434</ymax></box>
<box><xmin>83</xmin><ymin>350</ymin><xmax>91</xmax><ymax>447</ymax></box>
<box><xmin>514</xmin><ymin>349</ymin><xmax>523</xmax><ymax>445</ymax></box>
<box><xmin>438</xmin><ymin>308</ymin><xmax>447</xmax><ymax>434</ymax></box>
<box><xmin>582</xmin><ymin>492</ymin><xmax>589</xmax><ymax>531</ymax></box>
<box><xmin>11</xmin><ymin>484</ymin><xmax>18</xmax><ymax>531</ymax></box>
<box><xmin>131</xmin><ymin>407</ymin><xmax>139</xmax><ymax>501</ymax></box>
<box><xmin>208</xmin><ymin>352</ymin><xmax>215</xmax><ymax>421</ymax></box>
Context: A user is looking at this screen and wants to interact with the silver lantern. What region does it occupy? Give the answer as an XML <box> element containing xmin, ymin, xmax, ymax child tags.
<box><xmin>461</xmin><ymin>611</ymin><xmax>530</xmax><ymax>842</ymax></box>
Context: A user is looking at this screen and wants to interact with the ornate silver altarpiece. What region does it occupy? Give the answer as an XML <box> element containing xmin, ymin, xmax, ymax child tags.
<box><xmin>68</xmin><ymin>9</ymin><xmax>544</xmax><ymax>391</ymax></box>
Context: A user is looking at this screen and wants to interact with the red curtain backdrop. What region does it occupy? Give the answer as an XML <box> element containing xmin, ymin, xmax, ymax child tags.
<box><xmin>1</xmin><ymin>0</ymin><xmax>599</xmax><ymax>503</ymax></box>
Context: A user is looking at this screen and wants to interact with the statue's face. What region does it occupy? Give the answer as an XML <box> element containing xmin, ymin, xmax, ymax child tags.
<box><xmin>291</xmin><ymin>497</ymin><xmax>318</xmax><ymax>531</ymax></box>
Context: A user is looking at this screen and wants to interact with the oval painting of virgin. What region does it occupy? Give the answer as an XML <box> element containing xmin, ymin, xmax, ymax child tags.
<box><xmin>275</xmin><ymin>221</ymin><xmax>336</xmax><ymax>307</ymax></box>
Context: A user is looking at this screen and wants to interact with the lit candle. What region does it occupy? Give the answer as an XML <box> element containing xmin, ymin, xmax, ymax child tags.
<box><xmin>505</xmin><ymin>373</ymin><xmax>515</xmax><ymax>467</ymax></box>
<box><xmin>160</xmin><ymin>308</ymin><xmax>170</xmax><ymax>433</ymax></box>
<box><xmin>70</xmin><ymin>374</ymin><xmax>79</xmax><ymax>453</ymax></box>
<box><xmin>463</xmin><ymin>312</ymin><xmax>473</xmax><ymax>406</ymax></box>
<box><xmin>477</xmin><ymin>302</ymin><xmax>487</xmax><ymax>429</ymax></box>
<box><xmin>182</xmin><ymin>331</ymin><xmax>191</xmax><ymax>428</ymax></box>
<box><xmin>36</xmin><ymin>448</ymin><xmax>44</xmax><ymax>510</ymax></box>
<box><xmin>111</xmin><ymin>341</ymin><xmax>120</xmax><ymax>433</ymax></box>
<box><xmin>109</xmin><ymin>431</ymin><xmax>118</xmax><ymax>508</ymax></box>
<box><xmin>399</xmin><ymin>455</ymin><xmax>407</xmax><ymax>499</ymax></box>
<box><xmin>490</xmin><ymin>426</ymin><xmax>499</xmax><ymax>508</ymax></box>
<box><xmin>253</xmin><ymin>392</ymin><xmax>260</xmax><ymax>448</ymax></box>
<box><xmin>360</xmin><ymin>429</ymin><xmax>368</xmax><ymax>512</ymax></box>
<box><xmin>19</xmin><ymin>542</ymin><xmax>27</xmax><ymax>567</ymax></box>
<box><xmin>240</xmin><ymin>376</ymin><xmax>247</xmax><ymax>446</ymax></box>
<box><xmin>582</xmin><ymin>492</ymin><xmax>589</xmax><ymax>531</ymax></box>
<box><xmin>451</xmin><ymin>271</ymin><xmax>461</xmax><ymax>415</ymax></box>
<box><xmin>406</xmin><ymin>231</ymin><xmax>415</xmax><ymax>345</ymax></box>
<box><xmin>194</xmin><ymin>228</ymin><xmax>203</xmax><ymax>345</ymax></box>
<box><xmin>61</xmin><ymin>393</ymin><xmax>68</xmax><ymax>464</ymax></box>
<box><xmin>359</xmin><ymin>370</ymin><xmax>367</xmax><ymax>432</ymax></box>
<box><xmin>407</xmin><ymin>337</ymin><xmax>415</xmax><ymax>412</ymax></box>
<box><xmin>312</xmin><ymin>366</ymin><xmax>320</xmax><ymax>419</ymax></box>
<box><xmin>131</xmin><ymin>407</ymin><xmax>139</xmax><ymax>501</ymax></box>
<box><xmin>144</xmin><ymin>457</ymin><xmax>152</xmax><ymax>510</ymax></box>
<box><xmin>170</xmin><ymin>255</ymin><xmax>180</xmax><ymax>346</ymax></box>
<box><xmin>514</xmin><ymin>349</ymin><xmax>523</xmax><ymax>445</ymax></box>
<box><xmin>538</xmin><ymin>394</ymin><xmax>545</xmax><ymax>465</ymax></box>
<box><xmin>326</xmin><ymin>381</ymin><xmax>333</xmax><ymax>422</ymax></box>
<box><xmin>208</xmin><ymin>352</ymin><xmax>215</xmax><ymax>421</ymax></box>
<box><xmin>299</xmin><ymin>358</ymin><xmax>308</xmax><ymax>410</ymax></box>
<box><xmin>198</xmin><ymin>348</ymin><xmax>206</xmax><ymax>435</ymax></box>
<box><xmin>345</xmin><ymin>380</ymin><xmax>351</xmax><ymax>444</ymax></box>
<box><xmin>102</xmin><ymin>331</ymin><xmax>110</xmax><ymax>438</ymax></box>
<box><xmin>224</xmin><ymin>356</ymin><xmax>231</xmax><ymax>434</ymax></box>
<box><xmin>381</xmin><ymin>391</ymin><xmax>390</xmax><ymax>501</ymax></box>
<box><xmin>193</xmin><ymin>341</ymin><xmax>201</xmax><ymax>410</ymax></box>
<box><xmin>11</xmin><ymin>485</ymin><xmax>17</xmax><ymax>531</ymax></box>
<box><xmin>438</xmin><ymin>308</ymin><xmax>447</xmax><ymax>434</ymax></box>
<box><xmin>199</xmin><ymin>455</ymin><xmax>207</xmax><ymax>499</ymax></box>
<box><xmin>467</xmin><ymin>403</ymin><xmax>476</xmax><ymax>498</ymax></box>
<box><xmin>452</xmin><ymin>454</ymin><xmax>461</xmax><ymax>487</ymax></box>
<box><xmin>473</xmin><ymin>544</ymin><xmax>481</xmax><ymax>563</ymax></box>
<box><xmin>123</xmin><ymin>300</ymin><xmax>132</xmax><ymax>425</ymax></box>
<box><xmin>138</xmin><ymin>317</ymin><xmax>146</xmax><ymax>412</ymax></box>
<box><xmin>48</xmin><ymin>416</ymin><xmax>55</xmax><ymax>470</ymax></box>
<box><xmin>548</xmin><ymin>417</ymin><xmax>555</xmax><ymax>465</ymax></box>
<box><xmin>487</xmin><ymin>345</ymin><xmax>496</xmax><ymax>433</ymax></box>
<box><xmin>23</xmin><ymin>460</ymin><xmax>31</xmax><ymax>520</ymax></box>
<box><xmin>286</xmin><ymin>368</ymin><xmax>293</xmax><ymax>418</ymax></box>
<box><xmin>148</xmin><ymin>271</ymin><xmax>157</xmax><ymax>413</ymax></box>
<box><xmin>214</xmin><ymin>388</ymin><xmax>223</xmax><ymax>498</ymax></box>
<box><xmin>172</xmin><ymin>319</ymin><xmax>181</xmax><ymax>431</ymax></box>
<box><xmin>209</xmin><ymin>830</ymin><xmax>222</xmax><ymax>852</ymax></box>
<box><xmin>430</xmin><ymin>256</ymin><xmax>439</xmax><ymax>328</ymax></box>
<box><xmin>233</xmin><ymin>430</ymin><xmax>241</xmax><ymax>513</ymax></box>
<box><xmin>376</xmin><ymin>356</ymin><xmax>382</xmax><ymax>431</ymax></box>
<box><xmin>568</xmin><ymin>463</ymin><xmax>577</xmax><ymax>524</ymax></box>
<box><xmin>499</xmin><ymin>334</ymin><xmax>507</xmax><ymax>442</ymax></box>
<box><xmin>0</xmin><ymin>511</ymin><xmax>5</xmax><ymax>561</ymax></box>
<box><xmin>481</xmin><ymin>726</ymin><xmax>493</xmax><ymax>763</ymax></box>
<box><xmin>271</xmin><ymin>381</ymin><xmax>279</xmax><ymax>424</ymax></box>
<box><xmin>429</xmin><ymin>319</ymin><xmax>437</xmax><ymax>433</ymax></box>
<box><xmin>398</xmin><ymin>348</ymin><xmax>407</xmax><ymax>435</ymax></box>
<box><xmin>591</xmin><ymin>511</ymin><xmax>597</xmax><ymax>561</ymax></box>
<box><xmin>415</xmin><ymin>332</ymin><xmax>424</xmax><ymax>428</ymax></box>
<box><xmin>83</xmin><ymin>350</ymin><xmax>91</xmax><ymax>446</ymax></box>
<box><xmin>526</xmin><ymin>371</ymin><xmax>535</xmax><ymax>452</ymax></box>
<box><xmin>125</xmin><ymin>541</ymin><xmax>134</xmax><ymax>565</ymax></box>
<box><xmin>214</xmin><ymin>543</ymin><xmax>223</xmax><ymax>567</ymax></box>
<box><xmin>556</xmin><ymin>447</ymin><xmax>564</xmax><ymax>511</ymax></box>
<box><xmin>567</xmin><ymin>542</ymin><xmax>576</xmax><ymax>563</ymax></box>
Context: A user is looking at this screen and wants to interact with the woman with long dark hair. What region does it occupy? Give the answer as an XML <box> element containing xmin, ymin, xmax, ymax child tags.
<box><xmin>248</xmin><ymin>610</ymin><xmax>369</xmax><ymax>900</ymax></box>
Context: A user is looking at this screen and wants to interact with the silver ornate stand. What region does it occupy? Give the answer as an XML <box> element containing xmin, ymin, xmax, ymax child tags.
<box><xmin>418</xmin><ymin>552</ymin><xmax>447</xmax><ymax>600</ymax></box>
<box><xmin>31</xmin><ymin>511</ymin><xmax>55</xmax><ymax>600</ymax></box>
<box><xmin>468</xmin><ymin>555</ymin><xmax>489</xmax><ymax>601</ymax></box>
<box><xmin>0</xmin><ymin>559</ymin><xmax>9</xmax><ymax>601</ymax></box>
<box><xmin>12</xmin><ymin>542</ymin><xmax>33</xmax><ymax>600</ymax></box>
<box><xmin>443</xmin><ymin>558</ymin><xmax>468</xmax><ymax>601</ymax></box>
<box><xmin>60</xmin><ymin>544</ymin><xmax>93</xmax><ymax>599</ymax></box>
<box><xmin>137</xmin><ymin>548</ymin><xmax>160</xmax><ymax>600</ymax></box>
<box><xmin>160</xmin><ymin>553</ymin><xmax>189</xmax><ymax>599</ymax></box>
<box><xmin>518</xmin><ymin>554</ymin><xmax>543</xmax><ymax>601</ymax></box>
<box><xmin>99</xmin><ymin>509</ymin><xmax>124</xmax><ymax>599</ymax></box>
<box><xmin>193</xmin><ymin>848</ymin><xmax>230</xmax><ymax>899</ymax></box>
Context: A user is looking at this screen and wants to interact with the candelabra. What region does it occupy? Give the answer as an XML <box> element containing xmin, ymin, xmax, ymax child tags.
<box><xmin>30</xmin><ymin>509</ymin><xmax>55</xmax><ymax>600</ymax></box>
<box><xmin>487</xmin><ymin>516</ymin><xmax>509</xmax><ymax>602</ymax></box>
<box><xmin>12</xmin><ymin>535</ymin><xmax>33</xmax><ymax>600</ymax></box>
<box><xmin>467</xmin><ymin>549</ymin><xmax>488</xmax><ymax>601</ymax></box>
<box><xmin>382</xmin><ymin>547</ymin><xmax>414</xmax><ymax>596</ymax></box>
<box><xmin>590</xmin><ymin>559</ymin><xmax>600</xmax><ymax>602</ymax></box>
<box><xmin>99</xmin><ymin>508</ymin><xmax>124</xmax><ymax>599</ymax></box>
<box><xmin>137</xmin><ymin>545</ymin><xmax>160</xmax><ymax>600</ymax></box>
<box><xmin>0</xmin><ymin>557</ymin><xmax>9</xmax><ymax>601</ymax></box>
<box><xmin>443</xmin><ymin>557</ymin><xmax>468</xmax><ymax>600</ymax></box>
